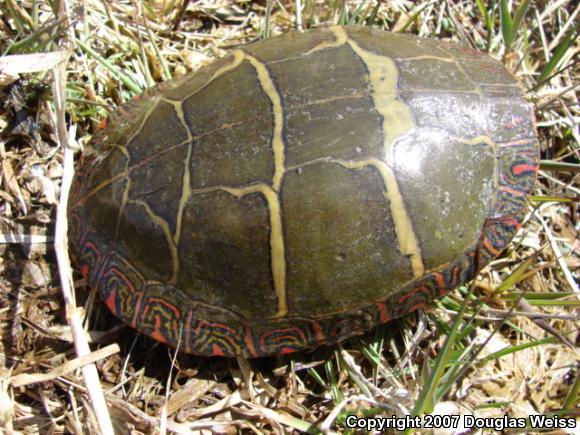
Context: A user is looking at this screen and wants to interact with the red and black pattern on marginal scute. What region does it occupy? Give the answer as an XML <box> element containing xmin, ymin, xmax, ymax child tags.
<box><xmin>76</xmin><ymin>229</ymin><xmax>106</xmax><ymax>286</ymax></box>
<box><xmin>255</xmin><ymin>322</ymin><xmax>313</xmax><ymax>356</ymax></box>
<box><xmin>137</xmin><ymin>289</ymin><xmax>182</xmax><ymax>345</ymax></box>
<box><xmin>99</xmin><ymin>252</ymin><xmax>145</xmax><ymax>326</ymax></box>
<box><xmin>472</xmin><ymin>138</ymin><xmax>539</xmax><ymax>270</ymax></box>
<box><xmin>185</xmin><ymin>317</ymin><xmax>247</xmax><ymax>357</ymax></box>
<box><xmin>69</xmin><ymin>154</ymin><xmax>101</xmax><ymax>282</ymax></box>
<box><xmin>494</xmin><ymin>139</ymin><xmax>540</xmax><ymax>217</ymax></box>
<box><xmin>324</xmin><ymin>308</ymin><xmax>376</xmax><ymax>342</ymax></box>
<box><xmin>387</xmin><ymin>272</ymin><xmax>444</xmax><ymax>319</ymax></box>
<box><xmin>475</xmin><ymin>217</ymin><xmax>520</xmax><ymax>271</ymax></box>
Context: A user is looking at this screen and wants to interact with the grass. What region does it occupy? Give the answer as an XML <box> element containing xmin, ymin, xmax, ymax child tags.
<box><xmin>0</xmin><ymin>0</ymin><xmax>578</xmax><ymax>433</ymax></box>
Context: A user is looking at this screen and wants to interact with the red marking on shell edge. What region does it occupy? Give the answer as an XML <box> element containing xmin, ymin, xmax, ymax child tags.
<box><xmin>408</xmin><ymin>303</ymin><xmax>426</xmax><ymax>313</ymax></box>
<box><xmin>146</xmin><ymin>297</ymin><xmax>181</xmax><ymax>318</ymax></box>
<box><xmin>312</xmin><ymin>320</ymin><xmax>325</xmax><ymax>342</ymax></box>
<box><xmin>80</xmin><ymin>264</ymin><xmax>90</xmax><ymax>281</ymax></box>
<box><xmin>513</xmin><ymin>163</ymin><xmax>538</xmax><ymax>176</ymax></box>
<box><xmin>211</xmin><ymin>344</ymin><xmax>225</xmax><ymax>356</ymax></box>
<box><xmin>108</xmin><ymin>266</ymin><xmax>138</xmax><ymax>302</ymax></box>
<box><xmin>376</xmin><ymin>302</ymin><xmax>389</xmax><ymax>323</ymax></box>
<box><xmin>105</xmin><ymin>290</ymin><xmax>117</xmax><ymax>313</ymax></box>
<box><xmin>259</xmin><ymin>327</ymin><xmax>306</xmax><ymax>352</ymax></box>
<box><xmin>399</xmin><ymin>285</ymin><xmax>427</xmax><ymax>303</ymax></box>
<box><xmin>499</xmin><ymin>185</ymin><xmax>525</xmax><ymax>197</ymax></box>
<box><xmin>280</xmin><ymin>347</ymin><xmax>298</xmax><ymax>355</ymax></box>
<box><xmin>451</xmin><ymin>266</ymin><xmax>461</xmax><ymax>288</ymax></box>
<box><xmin>483</xmin><ymin>238</ymin><xmax>501</xmax><ymax>256</ymax></box>
<box><xmin>505</xmin><ymin>115</ymin><xmax>524</xmax><ymax>129</ymax></box>
<box><xmin>151</xmin><ymin>316</ymin><xmax>167</xmax><ymax>344</ymax></box>
<box><xmin>434</xmin><ymin>273</ymin><xmax>446</xmax><ymax>296</ymax></box>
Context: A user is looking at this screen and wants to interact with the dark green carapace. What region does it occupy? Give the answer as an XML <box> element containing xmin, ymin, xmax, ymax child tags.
<box><xmin>69</xmin><ymin>26</ymin><xmax>539</xmax><ymax>357</ymax></box>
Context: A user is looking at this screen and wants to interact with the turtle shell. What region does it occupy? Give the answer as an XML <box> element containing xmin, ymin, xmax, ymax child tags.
<box><xmin>69</xmin><ymin>26</ymin><xmax>539</xmax><ymax>357</ymax></box>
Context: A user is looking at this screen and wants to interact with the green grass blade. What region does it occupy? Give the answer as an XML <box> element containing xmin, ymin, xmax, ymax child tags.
<box><xmin>495</xmin><ymin>254</ymin><xmax>536</xmax><ymax>293</ymax></box>
<box><xmin>261</xmin><ymin>0</ymin><xmax>273</xmax><ymax>39</ymax></box>
<box><xmin>540</xmin><ymin>160</ymin><xmax>580</xmax><ymax>173</ymax></box>
<box><xmin>397</xmin><ymin>3</ymin><xmax>429</xmax><ymax>33</ymax></box>
<box><xmin>307</xmin><ymin>367</ymin><xmax>327</xmax><ymax>390</ymax></box>
<box><xmin>563</xmin><ymin>370</ymin><xmax>580</xmax><ymax>409</ymax></box>
<box><xmin>537</xmin><ymin>27</ymin><xmax>579</xmax><ymax>86</ymax></box>
<box><xmin>479</xmin><ymin>336</ymin><xmax>558</xmax><ymax>363</ymax></box>
<box><xmin>367</xmin><ymin>1</ymin><xmax>382</xmax><ymax>25</ymax></box>
<box><xmin>512</xmin><ymin>0</ymin><xmax>531</xmax><ymax>36</ymax></box>
<box><xmin>325</xmin><ymin>358</ymin><xmax>343</xmax><ymax>403</ymax></box>
<box><xmin>530</xmin><ymin>195</ymin><xmax>575</xmax><ymax>203</ymax></box>
<box><xmin>499</xmin><ymin>0</ymin><xmax>514</xmax><ymax>48</ymax></box>
<box><xmin>74</xmin><ymin>37</ymin><xmax>143</xmax><ymax>95</ymax></box>
<box><xmin>405</xmin><ymin>287</ymin><xmax>475</xmax><ymax>433</ymax></box>
<box><xmin>475</xmin><ymin>0</ymin><xmax>495</xmax><ymax>36</ymax></box>
<box><xmin>346</xmin><ymin>0</ymin><xmax>367</xmax><ymax>25</ymax></box>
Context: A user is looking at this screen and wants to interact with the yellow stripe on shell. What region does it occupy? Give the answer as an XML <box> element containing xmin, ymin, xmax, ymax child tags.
<box><xmin>346</xmin><ymin>38</ymin><xmax>425</xmax><ymax>278</ymax></box>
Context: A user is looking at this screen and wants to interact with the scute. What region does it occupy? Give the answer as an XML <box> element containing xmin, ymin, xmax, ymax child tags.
<box><xmin>69</xmin><ymin>26</ymin><xmax>539</xmax><ymax>357</ymax></box>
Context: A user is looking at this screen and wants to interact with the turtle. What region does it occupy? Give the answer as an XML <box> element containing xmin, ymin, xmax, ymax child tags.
<box><xmin>68</xmin><ymin>26</ymin><xmax>539</xmax><ymax>357</ymax></box>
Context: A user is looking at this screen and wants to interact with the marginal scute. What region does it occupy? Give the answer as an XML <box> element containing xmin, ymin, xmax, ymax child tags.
<box><xmin>485</xmin><ymin>96</ymin><xmax>536</xmax><ymax>142</ymax></box>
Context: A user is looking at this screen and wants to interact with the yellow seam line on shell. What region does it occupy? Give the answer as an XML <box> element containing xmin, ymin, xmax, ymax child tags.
<box><xmin>305</xmin><ymin>26</ymin><xmax>348</xmax><ymax>55</ymax></box>
<box><xmin>237</xmin><ymin>52</ymin><xmax>288</xmax><ymax>318</ymax></box>
<box><xmin>221</xmin><ymin>183</ymin><xmax>288</xmax><ymax>318</ymax></box>
<box><xmin>181</xmin><ymin>50</ymin><xmax>246</xmax><ymax>100</ymax></box>
<box><xmin>334</xmin><ymin>157</ymin><xmax>425</xmax><ymax>277</ymax></box>
<box><xmin>347</xmin><ymin>38</ymin><xmax>425</xmax><ymax>278</ymax></box>
<box><xmin>73</xmin><ymin>140</ymin><xmax>192</xmax><ymax>208</ymax></box>
<box><xmin>243</xmin><ymin>53</ymin><xmax>285</xmax><ymax>192</ymax></box>
<box><xmin>129</xmin><ymin>199</ymin><xmax>179</xmax><ymax>285</ymax></box>
<box><xmin>163</xmin><ymin>99</ymin><xmax>193</xmax><ymax>246</ymax></box>
<box><xmin>126</xmin><ymin>98</ymin><xmax>161</xmax><ymax>145</ymax></box>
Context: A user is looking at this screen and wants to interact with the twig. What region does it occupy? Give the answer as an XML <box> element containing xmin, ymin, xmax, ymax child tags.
<box><xmin>52</xmin><ymin>58</ymin><xmax>115</xmax><ymax>434</ymax></box>
<box><xmin>10</xmin><ymin>344</ymin><xmax>120</xmax><ymax>388</ymax></box>
<box><xmin>534</xmin><ymin>208</ymin><xmax>579</xmax><ymax>293</ymax></box>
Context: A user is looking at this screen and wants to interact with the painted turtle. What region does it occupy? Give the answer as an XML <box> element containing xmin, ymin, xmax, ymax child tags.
<box><xmin>69</xmin><ymin>26</ymin><xmax>539</xmax><ymax>357</ymax></box>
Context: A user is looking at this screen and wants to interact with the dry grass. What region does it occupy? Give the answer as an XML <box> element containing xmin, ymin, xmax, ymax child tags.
<box><xmin>0</xmin><ymin>0</ymin><xmax>578</xmax><ymax>433</ymax></box>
